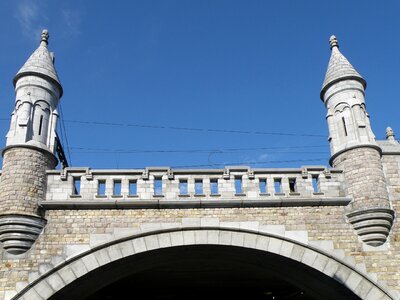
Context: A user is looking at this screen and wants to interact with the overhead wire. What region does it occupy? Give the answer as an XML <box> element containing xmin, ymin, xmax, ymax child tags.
<box><xmin>58</xmin><ymin>104</ymin><xmax>73</xmax><ymax>165</ymax></box>
<box><xmin>63</xmin><ymin>119</ymin><xmax>326</xmax><ymax>138</ymax></box>
<box><xmin>0</xmin><ymin>117</ymin><xmax>327</xmax><ymax>138</ymax></box>
<box><xmin>69</xmin><ymin>145</ymin><xmax>329</xmax><ymax>154</ymax></box>
<box><xmin>0</xmin><ymin>117</ymin><xmax>329</xmax><ymax>167</ymax></box>
<box><xmin>170</xmin><ymin>158</ymin><xmax>328</xmax><ymax>168</ymax></box>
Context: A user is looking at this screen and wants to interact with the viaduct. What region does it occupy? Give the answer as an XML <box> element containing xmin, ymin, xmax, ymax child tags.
<box><xmin>0</xmin><ymin>31</ymin><xmax>399</xmax><ymax>299</ymax></box>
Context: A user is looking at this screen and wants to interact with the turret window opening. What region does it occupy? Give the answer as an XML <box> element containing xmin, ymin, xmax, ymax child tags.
<box><xmin>342</xmin><ymin>117</ymin><xmax>348</xmax><ymax>136</ymax></box>
<box><xmin>38</xmin><ymin>115</ymin><xmax>43</xmax><ymax>136</ymax></box>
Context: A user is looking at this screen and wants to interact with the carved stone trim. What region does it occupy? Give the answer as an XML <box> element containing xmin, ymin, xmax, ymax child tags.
<box><xmin>0</xmin><ymin>214</ymin><xmax>47</xmax><ymax>255</ymax></box>
<box><xmin>347</xmin><ymin>208</ymin><xmax>395</xmax><ymax>247</ymax></box>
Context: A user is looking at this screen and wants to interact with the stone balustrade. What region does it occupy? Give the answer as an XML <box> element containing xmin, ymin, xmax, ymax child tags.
<box><xmin>42</xmin><ymin>166</ymin><xmax>349</xmax><ymax>209</ymax></box>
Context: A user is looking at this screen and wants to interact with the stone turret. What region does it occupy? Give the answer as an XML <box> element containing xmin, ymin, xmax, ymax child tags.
<box><xmin>320</xmin><ymin>35</ymin><xmax>394</xmax><ymax>247</ymax></box>
<box><xmin>0</xmin><ymin>30</ymin><xmax>62</xmax><ymax>254</ymax></box>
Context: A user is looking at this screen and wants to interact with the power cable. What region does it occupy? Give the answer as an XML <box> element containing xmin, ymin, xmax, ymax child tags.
<box><xmin>170</xmin><ymin>158</ymin><xmax>328</xmax><ymax>168</ymax></box>
<box><xmin>63</xmin><ymin>119</ymin><xmax>326</xmax><ymax>138</ymax></box>
<box><xmin>69</xmin><ymin>145</ymin><xmax>328</xmax><ymax>154</ymax></box>
<box><xmin>58</xmin><ymin>104</ymin><xmax>72</xmax><ymax>165</ymax></box>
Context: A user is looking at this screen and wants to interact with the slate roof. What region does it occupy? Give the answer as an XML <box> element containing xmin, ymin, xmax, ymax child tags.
<box><xmin>13</xmin><ymin>30</ymin><xmax>63</xmax><ymax>96</ymax></box>
<box><xmin>320</xmin><ymin>36</ymin><xmax>365</xmax><ymax>100</ymax></box>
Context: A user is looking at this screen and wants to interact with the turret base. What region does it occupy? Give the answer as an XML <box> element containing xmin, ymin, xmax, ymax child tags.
<box><xmin>347</xmin><ymin>208</ymin><xmax>395</xmax><ymax>247</ymax></box>
<box><xmin>0</xmin><ymin>214</ymin><xmax>47</xmax><ymax>255</ymax></box>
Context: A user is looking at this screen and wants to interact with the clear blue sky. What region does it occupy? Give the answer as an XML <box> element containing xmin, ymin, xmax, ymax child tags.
<box><xmin>0</xmin><ymin>0</ymin><xmax>399</xmax><ymax>169</ymax></box>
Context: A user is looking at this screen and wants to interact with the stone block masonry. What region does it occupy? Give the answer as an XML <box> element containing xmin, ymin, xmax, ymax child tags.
<box><xmin>1</xmin><ymin>206</ymin><xmax>400</xmax><ymax>299</ymax></box>
<box><xmin>332</xmin><ymin>147</ymin><xmax>390</xmax><ymax>211</ymax></box>
<box><xmin>0</xmin><ymin>147</ymin><xmax>56</xmax><ymax>216</ymax></box>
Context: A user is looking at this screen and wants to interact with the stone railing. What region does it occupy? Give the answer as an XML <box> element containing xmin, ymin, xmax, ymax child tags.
<box><xmin>42</xmin><ymin>166</ymin><xmax>349</xmax><ymax>209</ymax></box>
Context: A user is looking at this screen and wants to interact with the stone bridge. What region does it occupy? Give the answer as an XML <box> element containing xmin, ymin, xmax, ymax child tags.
<box><xmin>0</xmin><ymin>31</ymin><xmax>400</xmax><ymax>300</ymax></box>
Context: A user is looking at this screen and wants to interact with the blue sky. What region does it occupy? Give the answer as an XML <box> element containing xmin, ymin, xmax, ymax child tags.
<box><xmin>0</xmin><ymin>0</ymin><xmax>399</xmax><ymax>169</ymax></box>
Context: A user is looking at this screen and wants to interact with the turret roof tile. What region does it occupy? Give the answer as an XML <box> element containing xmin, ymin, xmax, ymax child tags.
<box><xmin>320</xmin><ymin>36</ymin><xmax>365</xmax><ymax>100</ymax></box>
<box><xmin>13</xmin><ymin>30</ymin><xmax>62</xmax><ymax>96</ymax></box>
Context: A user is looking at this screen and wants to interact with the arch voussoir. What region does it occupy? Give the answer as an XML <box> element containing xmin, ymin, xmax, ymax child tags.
<box><xmin>11</xmin><ymin>227</ymin><xmax>395</xmax><ymax>300</ymax></box>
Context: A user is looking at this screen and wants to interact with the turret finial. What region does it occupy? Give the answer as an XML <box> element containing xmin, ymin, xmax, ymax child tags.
<box><xmin>40</xmin><ymin>29</ymin><xmax>49</xmax><ymax>46</ymax></box>
<box><xmin>329</xmin><ymin>35</ymin><xmax>339</xmax><ymax>50</ymax></box>
<box><xmin>386</xmin><ymin>127</ymin><xmax>395</xmax><ymax>141</ymax></box>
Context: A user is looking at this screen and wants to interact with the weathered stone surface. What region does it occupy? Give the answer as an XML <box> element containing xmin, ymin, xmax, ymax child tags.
<box><xmin>0</xmin><ymin>33</ymin><xmax>400</xmax><ymax>300</ymax></box>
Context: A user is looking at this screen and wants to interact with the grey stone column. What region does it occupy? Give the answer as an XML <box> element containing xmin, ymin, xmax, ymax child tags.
<box><xmin>332</xmin><ymin>147</ymin><xmax>394</xmax><ymax>246</ymax></box>
<box><xmin>0</xmin><ymin>146</ymin><xmax>57</xmax><ymax>254</ymax></box>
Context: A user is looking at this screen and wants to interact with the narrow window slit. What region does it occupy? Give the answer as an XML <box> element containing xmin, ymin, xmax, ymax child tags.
<box><xmin>179</xmin><ymin>179</ymin><xmax>188</xmax><ymax>195</ymax></box>
<box><xmin>98</xmin><ymin>180</ymin><xmax>106</xmax><ymax>196</ymax></box>
<box><xmin>154</xmin><ymin>177</ymin><xmax>163</xmax><ymax>195</ymax></box>
<box><xmin>235</xmin><ymin>176</ymin><xmax>243</xmax><ymax>194</ymax></box>
<box><xmin>210</xmin><ymin>179</ymin><xmax>219</xmax><ymax>195</ymax></box>
<box><xmin>259</xmin><ymin>178</ymin><xmax>267</xmax><ymax>194</ymax></box>
<box><xmin>312</xmin><ymin>175</ymin><xmax>319</xmax><ymax>193</ymax></box>
<box><xmin>129</xmin><ymin>180</ymin><xmax>137</xmax><ymax>196</ymax></box>
<box><xmin>274</xmin><ymin>178</ymin><xmax>282</xmax><ymax>193</ymax></box>
<box><xmin>113</xmin><ymin>180</ymin><xmax>121</xmax><ymax>196</ymax></box>
<box><xmin>195</xmin><ymin>179</ymin><xmax>203</xmax><ymax>195</ymax></box>
<box><xmin>289</xmin><ymin>178</ymin><xmax>297</xmax><ymax>193</ymax></box>
<box><xmin>342</xmin><ymin>117</ymin><xmax>348</xmax><ymax>136</ymax></box>
<box><xmin>38</xmin><ymin>115</ymin><xmax>43</xmax><ymax>136</ymax></box>
<box><xmin>73</xmin><ymin>177</ymin><xmax>81</xmax><ymax>195</ymax></box>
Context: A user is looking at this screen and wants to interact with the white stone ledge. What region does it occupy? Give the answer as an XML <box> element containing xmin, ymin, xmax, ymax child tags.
<box><xmin>46</xmin><ymin>166</ymin><xmax>343</xmax><ymax>175</ymax></box>
<box><xmin>39</xmin><ymin>197</ymin><xmax>351</xmax><ymax>210</ymax></box>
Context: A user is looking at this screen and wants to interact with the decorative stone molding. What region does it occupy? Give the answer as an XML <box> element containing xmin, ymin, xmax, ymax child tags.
<box><xmin>223</xmin><ymin>168</ymin><xmax>230</xmax><ymax>179</ymax></box>
<box><xmin>247</xmin><ymin>169</ymin><xmax>255</xmax><ymax>180</ymax></box>
<box><xmin>0</xmin><ymin>214</ymin><xmax>46</xmax><ymax>255</ymax></box>
<box><xmin>85</xmin><ymin>168</ymin><xmax>93</xmax><ymax>181</ymax></box>
<box><xmin>60</xmin><ymin>168</ymin><xmax>67</xmax><ymax>181</ymax></box>
<box><xmin>347</xmin><ymin>208</ymin><xmax>395</xmax><ymax>247</ymax></box>
<box><xmin>301</xmin><ymin>168</ymin><xmax>308</xmax><ymax>179</ymax></box>
<box><xmin>324</xmin><ymin>168</ymin><xmax>332</xmax><ymax>179</ymax></box>
<box><xmin>141</xmin><ymin>168</ymin><xmax>149</xmax><ymax>180</ymax></box>
<box><xmin>39</xmin><ymin>197</ymin><xmax>352</xmax><ymax>210</ymax></box>
<box><xmin>167</xmin><ymin>168</ymin><xmax>174</xmax><ymax>180</ymax></box>
<box><xmin>10</xmin><ymin>224</ymin><xmax>397</xmax><ymax>300</ymax></box>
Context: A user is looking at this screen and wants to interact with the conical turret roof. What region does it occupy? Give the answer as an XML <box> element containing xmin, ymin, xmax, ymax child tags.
<box><xmin>13</xmin><ymin>30</ymin><xmax>63</xmax><ymax>96</ymax></box>
<box><xmin>320</xmin><ymin>36</ymin><xmax>365</xmax><ymax>100</ymax></box>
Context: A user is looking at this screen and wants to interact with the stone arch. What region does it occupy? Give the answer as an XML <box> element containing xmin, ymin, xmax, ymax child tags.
<box><xmin>12</xmin><ymin>227</ymin><xmax>395</xmax><ymax>300</ymax></box>
<box><xmin>334</xmin><ymin>102</ymin><xmax>350</xmax><ymax>114</ymax></box>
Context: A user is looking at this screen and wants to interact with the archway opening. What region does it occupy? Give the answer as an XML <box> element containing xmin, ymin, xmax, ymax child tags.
<box><xmin>50</xmin><ymin>245</ymin><xmax>360</xmax><ymax>300</ymax></box>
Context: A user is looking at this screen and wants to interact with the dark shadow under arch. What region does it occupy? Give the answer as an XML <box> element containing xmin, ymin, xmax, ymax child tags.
<box><xmin>50</xmin><ymin>244</ymin><xmax>360</xmax><ymax>300</ymax></box>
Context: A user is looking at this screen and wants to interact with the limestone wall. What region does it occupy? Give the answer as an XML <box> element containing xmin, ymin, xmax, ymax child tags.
<box><xmin>0</xmin><ymin>205</ymin><xmax>399</xmax><ymax>299</ymax></box>
<box><xmin>0</xmin><ymin>147</ymin><xmax>56</xmax><ymax>216</ymax></box>
<box><xmin>332</xmin><ymin>147</ymin><xmax>390</xmax><ymax>210</ymax></box>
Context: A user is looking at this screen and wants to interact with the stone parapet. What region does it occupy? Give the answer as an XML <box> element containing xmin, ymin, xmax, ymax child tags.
<box><xmin>45</xmin><ymin>166</ymin><xmax>345</xmax><ymax>205</ymax></box>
